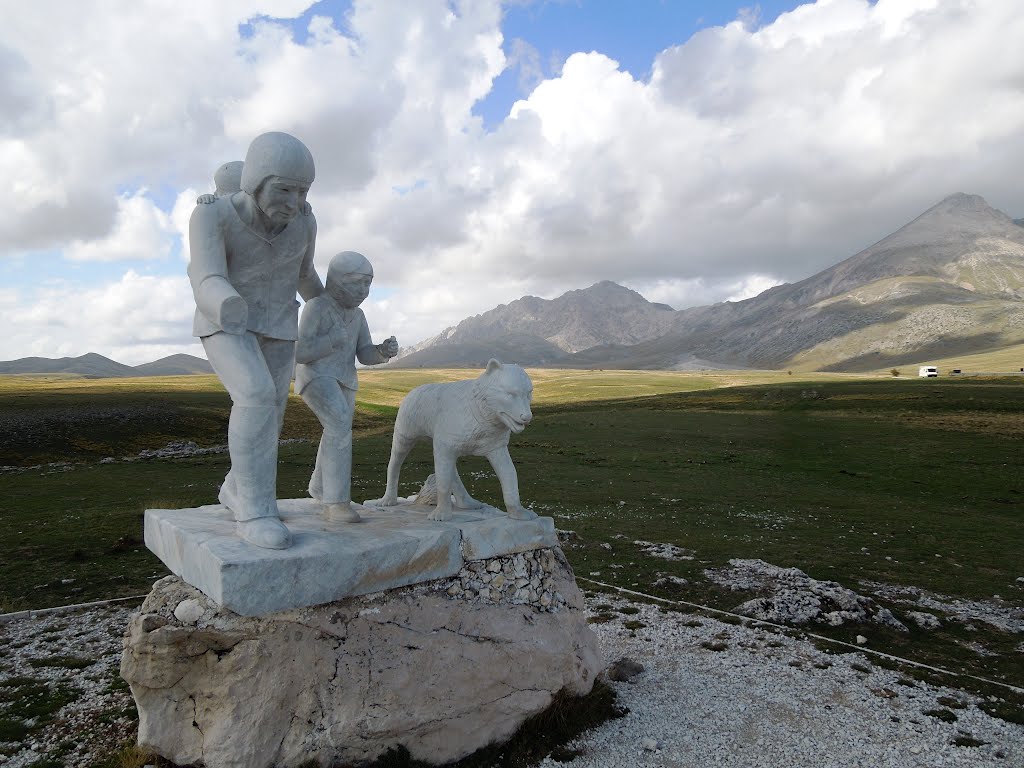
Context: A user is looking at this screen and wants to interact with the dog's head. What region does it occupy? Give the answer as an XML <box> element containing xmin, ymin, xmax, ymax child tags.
<box><xmin>477</xmin><ymin>359</ymin><xmax>533</xmax><ymax>434</ymax></box>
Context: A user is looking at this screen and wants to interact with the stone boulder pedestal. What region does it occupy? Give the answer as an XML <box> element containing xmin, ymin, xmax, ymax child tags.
<box><xmin>123</xmin><ymin>501</ymin><xmax>601</xmax><ymax>768</ymax></box>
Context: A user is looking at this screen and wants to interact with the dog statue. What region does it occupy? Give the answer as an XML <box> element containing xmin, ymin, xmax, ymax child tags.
<box><xmin>375</xmin><ymin>359</ymin><xmax>537</xmax><ymax>522</ymax></box>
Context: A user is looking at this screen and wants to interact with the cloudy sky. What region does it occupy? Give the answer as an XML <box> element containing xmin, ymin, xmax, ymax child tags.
<box><xmin>2</xmin><ymin>0</ymin><xmax>1023</xmax><ymax>364</ymax></box>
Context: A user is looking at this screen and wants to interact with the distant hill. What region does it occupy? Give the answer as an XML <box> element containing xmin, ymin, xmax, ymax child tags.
<box><xmin>132</xmin><ymin>354</ymin><xmax>214</xmax><ymax>376</ymax></box>
<box><xmin>0</xmin><ymin>353</ymin><xmax>213</xmax><ymax>378</ymax></box>
<box><xmin>395</xmin><ymin>193</ymin><xmax>1024</xmax><ymax>371</ymax></box>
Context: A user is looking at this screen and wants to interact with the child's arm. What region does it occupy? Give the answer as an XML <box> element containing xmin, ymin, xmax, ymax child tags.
<box><xmin>295</xmin><ymin>299</ymin><xmax>343</xmax><ymax>364</ymax></box>
<box><xmin>355</xmin><ymin>313</ymin><xmax>398</xmax><ymax>365</ymax></box>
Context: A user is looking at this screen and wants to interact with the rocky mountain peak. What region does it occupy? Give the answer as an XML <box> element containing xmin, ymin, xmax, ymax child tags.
<box><xmin>900</xmin><ymin>192</ymin><xmax>1018</xmax><ymax>237</ymax></box>
<box><xmin>558</xmin><ymin>281</ymin><xmax>672</xmax><ymax>311</ymax></box>
<box><xmin>934</xmin><ymin>192</ymin><xmax>990</xmax><ymax>211</ymax></box>
<box><xmin>394</xmin><ymin>279</ymin><xmax>679</xmax><ymax>364</ymax></box>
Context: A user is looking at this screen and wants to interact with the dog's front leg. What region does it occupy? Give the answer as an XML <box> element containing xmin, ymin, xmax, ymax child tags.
<box><xmin>428</xmin><ymin>447</ymin><xmax>456</xmax><ymax>521</ymax></box>
<box><xmin>486</xmin><ymin>447</ymin><xmax>536</xmax><ymax>520</ymax></box>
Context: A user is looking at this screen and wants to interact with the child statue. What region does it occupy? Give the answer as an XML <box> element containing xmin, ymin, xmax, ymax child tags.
<box><xmin>295</xmin><ymin>251</ymin><xmax>398</xmax><ymax>522</ymax></box>
<box><xmin>196</xmin><ymin>161</ymin><xmax>244</xmax><ymax>203</ymax></box>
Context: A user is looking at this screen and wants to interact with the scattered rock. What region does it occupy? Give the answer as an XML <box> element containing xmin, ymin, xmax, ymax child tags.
<box><xmin>172</xmin><ymin>599</ymin><xmax>205</xmax><ymax>625</ymax></box>
<box><xmin>556</xmin><ymin>529</ymin><xmax>578</xmax><ymax>544</ymax></box>
<box><xmin>862</xmin><ymin>580</ymin><xmax>1024</xmax><ymax>633</ymax></box>
<box><xmin>706</xmin><ymin>559</ymin><xmax>908</xmax><ymax>631</ymax></box>
<box><xmin>641</xmin><ymin>737</ymin><xmax>660</xmax><ymax>751</ymax></box>
<box><xmin>856</xmin><ymin>635</ymin><xmax>868</xmax><ymax>645</ymax></box>
<box><xmin>133</xmin><ymin>440</ymin><xmax>224</xmax><ymax>460</ymax></box>
<box><xmin>652</xmin><ymin>575</ymin><xmax>689</xmax><ymax>588</ymax></box>
<box><xmin>633</xmin><ymin>540</ymin><xmax>694</xmax><ymax>561</ymax></box>
<box><xmin>606</xmin><ymin>656</ymin><xmax>645</xmax><ymax>682</ymax></box>
<box><xmin>0</xmin><ymin>603</ymin><xmax>141</xmax><ymax>766</ymax></box>
<box><xmin>908</xmin><ymin>610</ymin><xmax>942</xmax><ymax>629</ymax></box>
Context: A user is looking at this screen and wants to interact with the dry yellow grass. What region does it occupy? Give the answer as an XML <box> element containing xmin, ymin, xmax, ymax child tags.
<box><xmin>0</xmin><ymin>367</ymin><xmax>885</xmax><ymax>410</ymax></box>
<box><xmin>356</xmin><ymin>367</ymin><xmax>869</xmax><ymax>407</ymax></box>
<box><xmin>0</xmin><ymin>373</ymin><xmax>228</xmax><ymax>395</ymax></box>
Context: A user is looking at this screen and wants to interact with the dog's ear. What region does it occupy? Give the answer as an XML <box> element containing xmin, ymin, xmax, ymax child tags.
<box><xmin>485</xmin><ymin>358</ymin><xmax>503</xmax><ymax>375</ymax></box>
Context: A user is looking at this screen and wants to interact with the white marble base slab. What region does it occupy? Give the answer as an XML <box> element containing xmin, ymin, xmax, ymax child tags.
<box><xmin>145</xmin><ymin>498</ymin><xmax>557</xmax><ymax>616</ymax></box>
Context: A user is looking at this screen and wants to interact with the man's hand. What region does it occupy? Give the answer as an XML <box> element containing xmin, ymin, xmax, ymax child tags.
<box><xmin>197</xmin><ymin>194</ymin><xmax>216</xmax><ymax>205</ymax></box>
<box><xmin>219</xmin><ymin>295</ymin><xmax>248</xmax><ymax>335</ymax></box>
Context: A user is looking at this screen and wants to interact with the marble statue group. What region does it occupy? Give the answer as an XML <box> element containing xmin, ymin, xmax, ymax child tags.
<box><xmin>187</xmin><ymin>131</ymin><xmax>531</xmax><ymax>549</ymax></box>
<box><xmin>134</xmin><ymin>131</ymin><xmax>584</xmax><ymax>768</ymax></box>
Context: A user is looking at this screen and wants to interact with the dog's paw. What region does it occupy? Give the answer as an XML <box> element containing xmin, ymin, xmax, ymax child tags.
<box><xmin>428</xmin><ymin>507</ymin><xmax>453</xmax><ymax>522</ymax></box>
<box><xmin>507</xmin><ymin>505</ymin><xmax>537</xmax><ymax>520</ymax></box>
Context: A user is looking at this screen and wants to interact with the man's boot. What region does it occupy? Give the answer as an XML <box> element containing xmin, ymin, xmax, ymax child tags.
<box><xmin>222</xmin><ymin>404</ymin><xmax>290</xmax><ymax>549</ymax></box>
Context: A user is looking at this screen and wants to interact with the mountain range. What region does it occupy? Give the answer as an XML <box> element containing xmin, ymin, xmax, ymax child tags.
<box><xmin>5</xmin><ymin>193</ymin><xmax>1022</xmax><ymax>376</ymax></box>
<box><xmin>394</xmin><ymin>193</ymin><xmax>1024</xmax><ymax>371</ymax></box>
<box><xmin>0</xmin><ymin>353</ymin><xmax>213</xmax><ymax>378</ymax></box>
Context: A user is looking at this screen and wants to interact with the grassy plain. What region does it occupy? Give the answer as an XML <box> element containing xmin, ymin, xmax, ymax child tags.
<box><xmin>0</xmin><ymin>369</ymin><xmax>1021</xmax><ymax>697</ymax></box>
<box><xmin>920</xmin><ymin>342</ymin><xmax>1024</xmax><ymax>376</ymax></box>
<box><xmin>830</xmin><ymin>340</ymin><xmax>1024</xmax><ymax>378</ymax></box>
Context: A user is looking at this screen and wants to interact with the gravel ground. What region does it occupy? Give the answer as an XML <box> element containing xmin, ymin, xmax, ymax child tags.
<box><xmin>549</xmin><ymin>597</ymin><xmax>1023</xmax><ymax>768</ymax></box>
<box><xmin>0</xmin><ymin>603</ymin><xmax>138</xmax><ymax>767</ymax></box>
<box><xmin>2</xmin><ymin>595</ymin><xmax>1021</xmax><ymax>767</ymax></box>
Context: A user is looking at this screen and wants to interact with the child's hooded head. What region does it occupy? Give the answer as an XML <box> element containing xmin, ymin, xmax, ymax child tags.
<box><xmin>326</xmin><ymin>251</ymin><xmax>373</xmax><ymax>308</ymax></box>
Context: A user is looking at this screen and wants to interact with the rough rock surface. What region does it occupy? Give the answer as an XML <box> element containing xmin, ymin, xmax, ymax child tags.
<box><xmin>706</xmin><ymin>559</ymin><xmax>908</xmax><ymax>631</ymax></box>
<box><xmin>606</xmin><ymin>656</ymin><xmax>645</xmax><ymax>682</ymax></box>
<box><xmin>4</xmin><ymin>592</ymin><xmax>1022</xmax><ymax>767</ymax></box>
<box><xmin>121</xmin><ymin>547</ymin><xmax>601</xmax><ymax>768</ymax></box>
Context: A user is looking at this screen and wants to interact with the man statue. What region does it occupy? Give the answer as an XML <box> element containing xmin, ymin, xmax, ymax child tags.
<box><xmin>188</xmin><ymin>132</ymin><xmax>323</xmax><ymax>549</ymax></box>
<box><xmin>196</xmin><ymin>160</ymin><xmax>312</xmax><ymax>214</ymax></box>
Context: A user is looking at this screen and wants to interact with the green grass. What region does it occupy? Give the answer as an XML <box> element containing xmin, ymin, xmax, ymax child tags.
<box><xmin>0</xmin><ymin>371</ymin><xmax>1021</xmax><ymax>699</ymax></box>
<box><xmin>28</xmin><ymin>656</ymin><xmax>97</xmax><ymax>670</ymax></box>
<box><xmin>0</xmin><ymin>676</ymin><xmax>79</xmax><ymax>744</ymax></box>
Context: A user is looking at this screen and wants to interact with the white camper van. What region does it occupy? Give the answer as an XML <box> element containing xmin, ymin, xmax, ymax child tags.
<box><xmin>918</xmin><ymin>366</ymin><xmax>938</xmax><ymax>378</ymax></box>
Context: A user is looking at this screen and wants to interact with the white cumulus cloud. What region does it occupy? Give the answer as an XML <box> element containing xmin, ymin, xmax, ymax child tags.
<box><xmin>1</xmin><ymin>0</ymin><xmax>1022</xmax><ymax>363</ymax></box>
<box><xmin>65</xmin><ymin>193</ymin><xmax>177</xmax><ymax>262</ymax></box>
<box><xmin>4</xmin><ymin>272</ymin><xmax>199</xmax><ymax>365</ymax></box>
